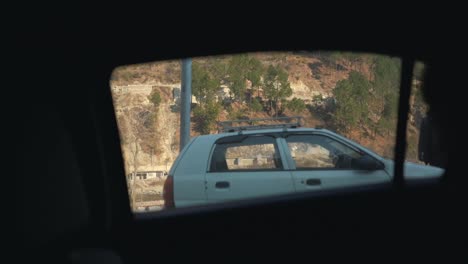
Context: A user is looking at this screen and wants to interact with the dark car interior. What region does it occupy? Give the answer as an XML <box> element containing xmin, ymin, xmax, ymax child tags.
<box><xmin>15</xmin><ymin>8</ymin><xmax>464</xmax><ymax>263</ymax></box>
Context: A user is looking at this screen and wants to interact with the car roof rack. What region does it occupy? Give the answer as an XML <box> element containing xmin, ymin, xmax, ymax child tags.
<box><xmin>217</xmin><ymin>116</ymin><xmax>304</xmax><ymax>133</ymax></box>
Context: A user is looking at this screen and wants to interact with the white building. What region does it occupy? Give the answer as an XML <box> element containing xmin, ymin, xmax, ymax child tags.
<box><xmin>128</xmin><ymin>170</ymin><xmax>167</xmax><ymax>180</ymax></box>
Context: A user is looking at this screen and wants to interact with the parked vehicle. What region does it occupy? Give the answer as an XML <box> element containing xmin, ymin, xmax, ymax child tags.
<box><xmin>163</xmin><ymin>118</ymin><xmax>444</xmax><ymax>209</ymax></box>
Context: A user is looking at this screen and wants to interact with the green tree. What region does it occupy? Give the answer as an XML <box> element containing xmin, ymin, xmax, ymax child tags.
<box><xmin>263</xmin><ymin>65</ymin><xmax>292</xmax><ymax>117</ymax></box>
<box><xmin>191</xmin><ymin>62</ymin><xmax>223</xmax><ymax>135</ymax></box>
<box><xmin>226</xmin><ymin>55</ymin><xmax>264</xmax><ymax>103</ymax></box>
<box><xmin>246</xmin><ymin>57</ymin><xmax>264</xmax><ymax>99</ymax></box>
<box><xmin>227</xmin><ymin>108</ymin><xmax>246</xmax><ymax>120</ymax></box>
<box><xmin>209</xmin><ymin>59</ymin><xmax>228</xmax><ymax>84</ymax></box>
<box><xmin>333</xmin><ymin>71</ymin><xmax>370</xmax><ymax>132</ymax></box>
<box><xmin>373</xmin><ymin>55</ymin><xmax>401</xmax><ymax>134</ymax></box>
<box><xmin>193</xmin><ymin>102</ymin><xmax>221</xmax><ymax>135</ymax></box>
<box><xmin>192</xmin><ymin>63</ymin><xmax>219</xmax><ymax>105</ymax></box>
<box><xmin>227</xmin><ymin>54</ymin><xmax>250</xmax><ymax>101</ymax></box>
<box><xmin>286</xmin><ymin>97</ymin><xmax>306</xmax><ymax>113</ymax></box>
<box><xmin>250</xmin><ymin>98</ymin><xmax>263</xmax><ymax>112</ymax></box>
<box><xmin>378</xmin><ymin>93</ymin><xmax>398</xmax><ymax>135</ymax></box>
<box><xmin>149</xmin><ymin>91</ymin><xmax>162</xmax><ymax>108</ymax></box>
<box><xmin>373</xmin><ymin>55</ymin><xmax>400</xmax><ymax>96</ymax></box>
<box><xmin>148</xmin><ymin>91</ymin><xmax>161</xmax><ymax>131</ymax></box>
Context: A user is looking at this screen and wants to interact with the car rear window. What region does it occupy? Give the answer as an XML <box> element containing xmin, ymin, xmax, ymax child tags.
<box><xmin>210</xmin><ymin>136</ymin><xmax>282</xmax><ymax>172</ymax></box>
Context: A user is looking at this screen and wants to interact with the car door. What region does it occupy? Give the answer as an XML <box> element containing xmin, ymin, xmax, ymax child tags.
<box><xmin>205</xmin><ymin>135</ymin><xmax>295</xmax><ymax>202</ymax></box>
<box><xmin>281</xmin><ymin>134</ymin><xmax>390</xmax><ymax>192</ymax></box>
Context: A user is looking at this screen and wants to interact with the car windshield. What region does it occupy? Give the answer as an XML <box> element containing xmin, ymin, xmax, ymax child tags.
<box><xmin>110</xmin><ymin>51</ymin><xmax>444</xmax><ymax>213</ymax></box>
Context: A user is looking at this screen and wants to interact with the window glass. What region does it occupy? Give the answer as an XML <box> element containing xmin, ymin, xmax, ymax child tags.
<box><xmin>211</xmin><ymin>136</ymin><xmax>282</xmax><ymax>171</ymax></box>
<box><xmin>286</xmin><ymin>135</ymin><xmax>363</xmax><ymax>169</ymax></box>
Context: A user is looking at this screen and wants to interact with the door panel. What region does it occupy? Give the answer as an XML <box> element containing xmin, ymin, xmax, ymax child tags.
<box><xmin>205</xmin><ymin>136</ymin><xmax>295</xmax><ymax>202</ymax></box>
<box><xmin>282</xmin><ymin>134</ymin><xmax>391</xmax><ymax>192</ymax></box>
<box><xmin>205</xmin><ymin>171</ymin><xmax>295</xmax><ymax>202</ymax></box>
<box><xmin>291</xmin><ymin>169</ymin><xmax>389</xmax><ymax>193</ymax></box>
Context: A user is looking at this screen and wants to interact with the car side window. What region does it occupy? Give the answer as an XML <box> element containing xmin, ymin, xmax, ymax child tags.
<box><xmin>210</xmin><ymin>136</ymin><xmax>282</xmax><ymax>172</ymax></box>
<box><xmin>286</xmin><ymin>135</ymin><xmax>363</xmax><ymax>170</ymax></box>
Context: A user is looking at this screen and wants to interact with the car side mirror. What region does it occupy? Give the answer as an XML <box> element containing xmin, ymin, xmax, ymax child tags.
<box><xmin>354</xmin><ymin>155</ymin><xmax>383</xmax><ymax>170</ymax></box>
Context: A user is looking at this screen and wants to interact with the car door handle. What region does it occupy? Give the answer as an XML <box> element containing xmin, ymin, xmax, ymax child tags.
<box><xmin>215</xmin><ymin>181</ymin><xmax>230</xmax><ymax>188</ymax></box>
<box><xmin>305</xmin><ymin>179</ymin><xmax>321</xmax><ymax>186</ymax></box>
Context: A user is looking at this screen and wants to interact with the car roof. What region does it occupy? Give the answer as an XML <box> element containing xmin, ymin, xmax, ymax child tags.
<box><xmin>195</xmin><ymin>127</ymin><xmax>334</xmax><ymax>141</ymax></box>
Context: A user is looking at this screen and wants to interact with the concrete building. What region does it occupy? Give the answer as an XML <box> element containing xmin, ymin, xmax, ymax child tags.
<box><xmin>128</xmin><ymin>170</ymin><xmax>167</xmax><ymax>180</ymax></box>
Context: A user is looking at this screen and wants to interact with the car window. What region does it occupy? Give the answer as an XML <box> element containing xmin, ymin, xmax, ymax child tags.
<box><xmin>109</xmin><ymin>51</ymin><xmax>445</xmax><ymax>213</ymax></box>
<box><xmin>325</xmin><ymin>138</ymin><xmax>362</xmax><ymax>159</ymax></box>
<box><xmin>211</xmin><ymin>136</ymin><xmax>282</xmax><ymax>172</ymax></box>
<box><xmin>286</xmin><ymin>135</ymin><xmax>363</xmax><ymax>169</ymax></box>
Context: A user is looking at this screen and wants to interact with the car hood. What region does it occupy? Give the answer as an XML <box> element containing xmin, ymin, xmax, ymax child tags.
<box><xmin>382</xmin><ymin>159</ymin><xmax>445</xmax><ymax>181</ymax></box>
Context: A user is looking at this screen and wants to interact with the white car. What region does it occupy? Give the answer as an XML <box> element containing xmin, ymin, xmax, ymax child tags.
<box><xmin>163</xmin><ymin>127</ymin><xmax>444</xmax><ymax>209</ymax></box>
